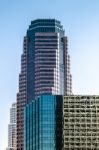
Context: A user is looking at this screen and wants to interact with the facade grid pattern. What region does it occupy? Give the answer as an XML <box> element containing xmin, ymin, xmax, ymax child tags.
<box><xmin>64</xmin><ymin>96</ymin><xmax>99</xmax><ymax>150</ymax></box>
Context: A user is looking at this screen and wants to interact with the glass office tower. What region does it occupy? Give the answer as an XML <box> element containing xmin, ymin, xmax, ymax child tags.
<box><xmin>17</xmin><ymin>19</ymin><xmax>72</xmax><ymax>149</ymax></box>
<box><xmin>24</xmin><ymin>95</ymin><xmax>63</xmax><ymax>150</ymax></box>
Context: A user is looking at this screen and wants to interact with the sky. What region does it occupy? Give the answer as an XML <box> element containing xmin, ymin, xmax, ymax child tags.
<box><xmin>0</xmin><ymin>0</ymin><xmax>99</xmax><ymax>149</ymax></box>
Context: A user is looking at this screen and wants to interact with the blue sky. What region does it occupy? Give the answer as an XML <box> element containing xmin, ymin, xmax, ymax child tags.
<box><xmin>0</xmin><ymin>0</ymin><xmax>99</xmax><ymax>149</ymax></box>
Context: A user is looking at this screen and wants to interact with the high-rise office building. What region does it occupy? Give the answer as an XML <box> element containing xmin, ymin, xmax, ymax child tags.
<box><xmin>24</xmin><ymin>95</ymin><xmax>63</xmax><ymax>150</ymax></box>
<box><xmin>63</xmin><ymin>95</ymin><xmax>99</xmax><ymax>150</ymax></box>
<box><xmin>6</xmin><ymin>103</ymin><xmax>17</xmax><ymax>150</ymax></box>
<box><xmin>17</xmin><ymin>19</ymin><xmax>72</xmax><ymax>149</ymax></box>
<box><xmin>24</xmin><ymin>95</ymin><xmax>99</xmax><ymax>150</ymax></box>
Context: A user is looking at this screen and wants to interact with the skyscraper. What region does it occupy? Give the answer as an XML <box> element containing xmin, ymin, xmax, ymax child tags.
<box><xmin>6</xmin><ymin>103</ymin><xmax>17</xmax><ymax>150</ymax></box>
<box><xmin>17</xmin><ymin>19</ymin><xmax>72</xmax><ymax>150</ymax></box>
<box><xmin>24</xmin><ymin>95</ymin><xmax>63</xmax><ymax>150</ymax></box>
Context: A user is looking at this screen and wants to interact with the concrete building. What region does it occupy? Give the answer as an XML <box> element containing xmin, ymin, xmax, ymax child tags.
<box><xmin>63</xmin><ymin>95</ymin><xmax>99</xmax><ymax>150</ymax></box>
<box><xmin>6</xmin><ymin>103</ymin><xmax>17</xmax><ymax>150</ymax></box>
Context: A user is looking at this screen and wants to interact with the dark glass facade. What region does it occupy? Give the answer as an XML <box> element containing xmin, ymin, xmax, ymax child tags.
<box><xmin>26</xmin><ymin>19</ymin><xmax>72</xmax><ymax>100</ymax></box>
<box><xmin>17</xmin><ymin>19</ymin><xmax>72</xmax><ymax>150</ymax></box>
<box><xmin>24</xmin><ymin>95</ymin><xmax>63</xmax><ymax>150</ymax></box>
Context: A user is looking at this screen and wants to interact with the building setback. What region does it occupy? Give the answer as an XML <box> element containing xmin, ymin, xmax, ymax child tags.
<box><xmin>63</xmin><ymin>95</ymin><xmax>99</xmax><ymax>150</ymax></box>
<box><xmin>24</xmin><ymin>95</ymin><xmax>63</xmax><ymax>150</ymax></box>
<box><xmin>17</xmin><ymin>19</ymin><xmax>72</xmax><ymax>150</ymax></box>
<box><xmin>6</xmin><ymin>103</ymin><xmax>17</xmax><ymax>150</ymax></box>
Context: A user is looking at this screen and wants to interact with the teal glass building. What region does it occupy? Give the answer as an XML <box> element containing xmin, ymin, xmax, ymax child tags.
<box><xmin>24</xmin><ymin>95</ymin><xmax>63</xmax><ymax>150</ymax></box>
